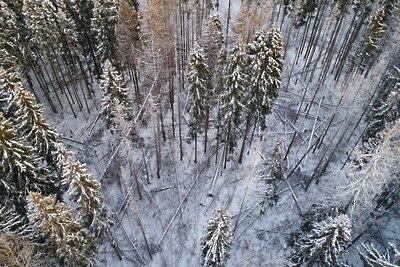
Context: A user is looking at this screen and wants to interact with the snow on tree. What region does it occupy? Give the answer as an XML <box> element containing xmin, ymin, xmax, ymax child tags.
<box><xmin>365</xmin><ymin>66</ymin><xmax>399</xmax><ymax>141</ymax></box>
<box><xmin>295</xmin><ymin>0</ymin><xmax>319</xmax><ymax>27</ymax></box>
<box><xmin>27</xmin><ymin>192</ymin><xmax>96</xmax><ymax>266</ymax></box>
<box><xmin>101</xmin><ymin>59</ymin><xmax>133</xmax><ymax>125</ymax></box>
<box><xmin>353</xmin><ymin>6</ymin><xmax>387</xmax><ymax>73</ymax></box>
<box><xmin>0</xmin><ymin>113</ymin><xmax>54</xmax><ymax>206</ymax></box>
<box><xmin>201</xmin><ymin>208</ymin><xmax>233</xmax><ymax>267</ymax></box>
<box><xmin>360</xmin><ymin>243</ymin><xmax>400</xmax><ymax>267</ymax></box>
<box><xmin>0</xmin><ymin>69</ymin><xmax>59</xmax><ymax>160</ymax></box>
<box><xmin>283</xmin><ymin>0</ymin><xmax>295</xmax><ymax>16</ymax></box>
<box><xmin>205</xmin><ymin>14</ymin><xmax>224</xmax><ymax>75</ymax></box>
<box><xmin>291</xmin><ymin>214</ymin><xmax>352</xmax><ymax>266</ymax></box>
<box><xmin>188</xmin><ymin>47</ymin><xmax>209</xmax><ymax>136</ymax></box>
<box><xmin>0</xmin><ymin>1</ymin><xmax>20</xmax><ymax>70</ymax></box>
<box><xmin>246</xmin><ymin>28</ymin><xmax>284</xmax><ymax>129</ymax></box>
<box><xmin>0</xmin><ymin>204</ymin><xmax>30</xmax><ymax>235</ymax></box>
<box><xmin>258</xmin><ymin>139</ymin><xmax>284</xmax><ymax>209</ymax></box>
<box><xmin>92</xmin><ymin>0</ymin><xmax>118</xmax><ymax>65</ymax></box>
<box><xmin>220</xmin><ymin>42</ymin><xmax>248</xmax><ymax>154</ymax></box>
<box><xmin>341</xmin><ymin>118</ymin><xmax>400</xmax><ymax>214</ymax></box>
<box><xmin>63</xmin><ymin>0</ymin><xmax>99</xmax><ymax>73</ymax></box>
<box><xmin>55</xmin><ymin>143</ymin><xmax>107</xmax><ymax>237</ymax></box>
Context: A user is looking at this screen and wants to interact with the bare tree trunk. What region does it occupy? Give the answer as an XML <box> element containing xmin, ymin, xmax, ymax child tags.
<box><xmin>238</xmin><ymin>117</ymin><xmax>252</xmax><ymax>164</ymax></box>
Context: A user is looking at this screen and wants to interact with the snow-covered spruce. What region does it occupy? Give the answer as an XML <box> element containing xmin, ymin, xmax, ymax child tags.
<box><xmin>27</xmin><ymin>192</ymin><xmax>96</xmax><ymax>267</ymax></box>
<box><xmin>201</xmin><ymin>208</ymin><xmax>233</xmax><ymax>267</ymax></box>
<box><xmin>360</xmin><ymin>243</ymin><xmax>400</xmax><ymax>267</ymax></box>
<box><xmin>259</xmin><ymin>139</ymin><xmax>284</xmax><ymax>208</ymax></box>
<box><xmin>291</xmin><ymin>214</ymin><xmax>352</xmax><ymax>266</ymax></box>
<box><xmin>0</xmin><ymin>69</ymin><xmax>58</xmax><ymax>160</ymax></box>
<box><xmin>93</xmin><ymin>0</ymin><xmax>118</xmax><ymax>65</ymax></box>
<box><xmin>100</xmin><ymin>59</ymin><xmax>133</xmax><ymax>125</ymax></box>
<box><xmin>188</xmin><ymin>46</ymin><xmax>210</xmax><ymax>161</ymax></box>
<box><xmin>353</xmin><ymin>6</ymin><xmax>387</xmax><ymax>73</ymax></box>
<box><xmin>55</xmin><ymin>143</ymin><xmax>107</xmax><ymax>237</ymax></box>
<box><xmin>365</xmin><ymin>66</ymin><xmax>399</xmax><ymax>141</ymax></box>
<box><xmin>245</xmin><ymin>27</ymin><xmax>283</xmax><ymax>130</ymax></box>
<box><xmin>220</xmin><ymin>41</ymin><xmax>248</xmax><ymax>154</ymax></box>
<box><xmin>0</xmin><ymin>205</ymin><xmax>30</xmax><ymax>236</ymax></box>
<box><xmin>0</xmin><ymin>113</ymin><xmax>54</xmax><ymax>205</ymax></box>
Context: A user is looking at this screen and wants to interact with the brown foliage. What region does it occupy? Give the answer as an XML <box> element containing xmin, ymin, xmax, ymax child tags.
<box><xmin>0</xmin><ymin>233</ymin><xmax>50</xmax><ymax>267</ymax></box>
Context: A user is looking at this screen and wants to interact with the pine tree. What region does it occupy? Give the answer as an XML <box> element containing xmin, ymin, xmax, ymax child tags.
<box><xmin>291</xmin><ymin>214</ymin><xmax>352</xmax><ymax>266</ymax></box>
<box><xmin>1</xmin><ymin>69</ymin><xmax>59</xmax><ymax>160</ymax></box>
<box><xmin>188</xmin><ymin>47</ymin><xmax>209</xmax><ymax>162</ymax></box>
<box><xmin>27</xmin><ymin>192</ymin><xmax>96</xmax><ymax>266</ymax></box>
<box><xmin>354</xmin><ymin>6</ymin><xmax>387</xmax><ymax>73</ymax></box>
<box><xmin>92</xmin><ymin>0</ymin><xmax>118</xmax><ymax>66</ymax></box>
<box><xmin>220</xmin><ymin>42</ymin><xmax>247</xmax><ymax>154</ymax></box>
<box><xmin>101</xmin><ymin>59</ymin><xmax>133</xmax><ymax>125</ymax></box>
<box><xmin>55</xmin><ymin>143</ymin><xmax>107</xmax><ymax>237</ymax></box>
<box><xmin>201</xmin><ymin>208</ymin><xmax>233</xmax><ymax>267</ymax></box>
<box><xmin>365</xmin><ymin>66</ymin><xmax>399</xmax><ymax>141</ymax></box>
<box><xmin>0</xmin><ymin>113</ymin><xmax>54</xmax><ymax>206</ymax></box>
<box><xmin>360</xmin><ymin>243</ymin><xmax>400</xmax><ymax>267</ymax></box>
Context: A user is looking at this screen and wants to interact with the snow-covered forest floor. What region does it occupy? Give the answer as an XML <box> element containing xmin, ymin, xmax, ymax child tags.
<box><xmin>28</xmin><ymin>0</ymin><xmax>400</xmax><ymax>266</ymax></box>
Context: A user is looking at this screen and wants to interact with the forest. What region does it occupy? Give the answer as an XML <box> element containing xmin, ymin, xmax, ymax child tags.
<box><xmin>0</xmin><ymin>0</ymin><xmax>399</xmax><ymax>266</ymax></box>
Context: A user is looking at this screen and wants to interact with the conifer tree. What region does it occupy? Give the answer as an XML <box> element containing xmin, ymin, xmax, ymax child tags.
<box><xmin>92</xmin><ymin>0</ymin><xmax>118</xmax><ymax>66</ymax></box>
<box><xmin>55</xmin><ymin>143</ymin><xmax>107</xmax><ymax>237</ymax></box>
<box><xmin>360</xmin><ymin>243</ymin><xmax>400</xmax><ymax>267</ymax></box>
<box><xmin>0</xmin><ymin>205</ymin><xmax>30</xmax><ymax>235</ymax></box>
<box><xmin>354</xmin><ymin>6</ymin><xmax>387</xmax><ymax>73</ymax></box>
<box><xmin>295</xmin><ymin>0</ymin><xmax>319</xmax><ymax>27</ymax></box>
<box><xmin>291</xmin><ymin>214</ymin><xmax>352</xmax><ymax>266</ymax></box>
<box><xmin>220</xmin><ymin>42</ymin><xmax>247</xmax><ymax>154</ymax></box>
<box><xmin>27</xmin><ymin>192</ymin><xmax>96</xmax><ymax>266</ymax></box>
<box><xmin>246</xmin><ymin>28</ymin><xmax>283</xmax><ymax>129</ymax></box>
<box><xmin>259</xmin><ymin>140</ymin><xmax>284</xmax><ymax>209</ymax></box>
<box><xmin>117</xmin><ymin>0</ymin><xmax>142</xmax><ymax>70</ymax></box>
<box><xmin>365</xmin><ymin>66</ymin><xmax>399</xmax><ymax>141</ymax></box>
<box><xmin>188</xmin><ymin>47</ymin><xmax>210</xmax><ymax>162</ymax></box>
<box><xmin>0</xmin><ymin>1</ymin><xmax>20</xmax><ymax>70</ymax></box>
<box><xmin>201</xmin><ymin>208</ymin><xmax>233</xmax><ymax>267</ymax></box>
<box><xmin>268</xmin><ymin>140</ymin><xmax>284</xmax><ymax>182</ymax></box>
<box><xmin>0</xmin><ymin>113</ymin><xmax>53</xmax><ymax>206</ymax></box>
<box><xmin>63</xmin><ymin>0</ymin><xmax>99</xmax><ymax>75</ymax></box>
<box><xmin>203</xmin><ymin>14</ymin><xmax>224</xmax><ymax>153</ymax></box>
<box><xmin>239</xmin><ymin>28</ymin><xmax>283</xmax><ymax>163</ymax></box>
<box><xmin>0</xmin><ymin>69</ymin><xmax>59</xmax><ymax>160</ymax></box>
<box><xmin>101</xmin><ymin>60</ymin><xmax>133</xmax><ymax>125</ymax></box>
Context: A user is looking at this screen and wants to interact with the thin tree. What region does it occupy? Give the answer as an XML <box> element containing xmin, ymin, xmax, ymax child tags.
<box><xmin>188</xmin><ymin>47</ymin><xmax>210</xmax><ymax>163</ymax></box>
<box><xmin>220</xmin><ymin>42</ymin><xmax>247</xmax><ymax>165</ymax></box>
<box><xmin>100</xmin><ymin>59</ymin><xmax>133</xmax><ymax>125</ymax></box>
